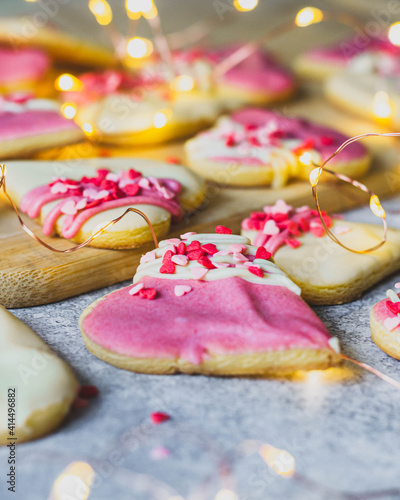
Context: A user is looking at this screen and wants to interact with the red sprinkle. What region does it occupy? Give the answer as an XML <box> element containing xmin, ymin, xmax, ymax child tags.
<box><xmin>128</xmin><ymin>169</ymin><xmax>142</xmax><ymax>179</ymax></box>
<box><xmin>197</xmin><ymin>256</ymin><xmax>215</xmax><ymax>269</ymax></box>
<box><xmin>151</xmin><ymin>412</ymin><xmax>170</xmax><ymax>424</ymax></box>
<box><xmin>139</xmin><ymin>288</ymin><xmax>157</xmax><ymax>299</ymax></box>
<box><xmin>186</xmin><ymin>240</ymin><xmax>201</xmax><ymax>252</ymax></box>
<box><xmin>299</xmin><ymin>218</ymin><xmax>310</xmax><ymax>232</ymax></box>
<box><xmin>162</xmin><ymin>250</ymin><xmax>175</xmax><ymax>262</ymax></box>
<box><xmin>201</xmin><ymin>243</ymin><xmax>218</xmax><ymax>255</ymax></box>
<box><xmin>73</xmin><ymin>398</ymin><xmax>89</xmax><ymax>409</ymax></box>
<box><xmin>285</xmin><ymin>238</ymin><xmax>301</xmax><ymax>249</ymax></box>
<box><xmin>386</xmin><ymin>301</ymin><xmax>400</xmax><ymax>315</ymax></box>
<box><xmin>79</xmin><ymin>385</ymin><xmax>99</xmax><ymax>399</ymax></box>
<box><xmin>177</xmin><ymin>242</ymin><xmax>186</xmax><ymax>255</ymax></box>
<box><xmin>215</xmin><ymin>225</ymin><xmax>232</xmax><ymax>234</ymax></box>
<box><xmin>124</xmin><ymin>184</ymin><xmax>140</xmax><ymax>197</ymax></box>
<box><xmin>255</xmin><ymin>247</ymin><xmax>271</xmax><ymax>260</ymax></box>
<box><xmin>225</xmin><ymin>135</ymin><xmax>235</xmax><ymax>147</ymax></box>
<box><xmin>160</xmin><ymin>261</ymin><xmax>175</xmax><ymax>274</ymax></box>
<box><xmin>187</xmin><ymin>249</ymin><xmax>205</xmax><ymax>261</ymax></box>
<box><xmin>248</xmin><ymin>266</ymin><xmax>264</xmax><ymax>278</ymax></box>
<box><xmin>310</xmin><ymin>223</ymin><xmax>325</xmax><ymax>238</ymax></box>
<box><xmin>166</xmin><ymin>156</ymin><xmax>180</xmax><ymax>164</ymax></box>
<box><xmin>320</xmin><ymin>136</ymin><xmax>334</xmax><ymax>146</ymax></box>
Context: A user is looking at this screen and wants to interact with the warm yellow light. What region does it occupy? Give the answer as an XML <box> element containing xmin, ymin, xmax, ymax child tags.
<box><xmin>234</xmin><ymin>0</ymin><xmax>259</xmax><ymax>12</ymax></box>
<box><xmin>126</xmin><ymin>0</ymin><xmax>156</xmax><ymax>19</ymax></box>
<box><xmin>295</xmin><ymin>7</ymin><xmax>323</xmax><ymax>27</ymax></box>
<box><xmin>53</xmin><ymin>462</ymin><xmax>94</xmax><ymax>500</ymax></box>
<box><xmin>370</xmin><ymin>194</ymin><xmax>385</xmax><ymax>218</ymax></box>
<box><xmin>373</xmin><ymin>91</ymin><xmax>392</xmax><ymax>119</ymax></box>
<box><xmin>153</xmin><ymin>111</ymin><xmax>169</xmax><ymax>128</ymax></box>
<box><xmin>299</xmin><ymin>151</ymin><xmax>313</xmax><ymax>166</ymax></box>
<box><xmin>388</xmin><ymin>22</ymin><xmax>400</xmax><ymax>46</ymax></box>
<box><xmin>61</xmin><ymin>103</ymin><xmax>77</xmax><ymax>120</ymax></box>
<box><xmin>170</xmin><ymin>75</ymin><xmax>195</xmax><ymax>92</ymax></box>
<box><xmin>259</xmin><ymin>444</ymin><xmax>295</xmax><ymax>477</ymax></box>
<box><xmin>214</xmin><ymin>489</ymin><xmax>238</xmax><ymax>500</ymax></box>
<box><xmin>82</xmin><ymin>122</ymin><xmax>94</xmax><ymax>134</ymax></box>
<box><xmin>143</xmin><ymin>3</ymin><xmax>158</xmax><ymax>19</ymax></box>
<box><xmin>309</xmin><ymin>167</ymin><xmax>321</xmax><ymax>187</ymax></box>
<box><xmin>126</xmin><ymin>37</ymin><xmax>153</xmax><ymax>58</ymax></box>
<box><xmin>89</xmin><ymin>0</ymin><xmax>113</xmax><ymax>25</ymax></box>
<box><xmin>55</xmin><ymin>73</ymin><xmax>83</xmax><ymax>92</ymax></box>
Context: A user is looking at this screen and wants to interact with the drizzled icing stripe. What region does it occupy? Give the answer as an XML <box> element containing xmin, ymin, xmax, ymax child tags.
<box><xmin>135</xmin><ymin>232</ymin><xmax>301</xmax><ymax>295</ymax></box>
<box><xmin>20</xmin><ymin>168</ymin><xmax>182</xmax><ymax>239</ymax></box>
<box><xmin>0</xmin><ymin>96</ymin><xmax>60</xmax><ymax>114</ymax></box>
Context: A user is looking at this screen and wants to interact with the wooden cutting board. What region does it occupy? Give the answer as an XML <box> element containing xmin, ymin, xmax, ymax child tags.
<box><xmin>2</xmin><ymin>96</ymin><xmax>400</xmax><ymax>308</ymax></box>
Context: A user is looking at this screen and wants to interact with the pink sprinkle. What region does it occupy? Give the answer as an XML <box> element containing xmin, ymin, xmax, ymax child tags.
<box><xmin>191</xmin><ymin>267</ymin><xmax>208</xmax><ymax>280</ymax></box>
<box><xmin>140</xmin><ymin>251</ymin><xmax>156</xmax><ymax>263</ymax></box>
<box><xmin>215</xmin><ymin>225</ymin><xmax>232</xmax><ymax>234</ymax></box>
<box><xmin>129</xmin><ymin>282</ymin><xmax>144</xmax><ymax>295</ymax></box>
<box><xmin>229</xmin><ymin>244</ymin><xmax>247</xmax><ymax>254</ymax></box>
<box><xmin>233</xmin><ymin>252</ymin><xmax>248</xmax><ymax>263</ymax></box>
<box><xmin>214</xmin><ymin>249</ymin><xmax>230</xmax><ymax>256</ymax></box>
<box><xmin>384</xmin><ymin>316</ymin><xmax>400</xmax><ymax>332</ymax></box>
<box><xmin>213</xmin><ymin>262</ymin><xmax>230</xmax><ymax>269</ymax></box>
<box><xmin>285</xmin><ymin>239</ymin><xmax>301</xmax><ymax>249</ymax></box>
<box><xmin>166</xmin><ymin>238</ymin><xmax>182</xmax><ymax>245</ymax></box>
<box><xmin>75</xmin><ymin>199</ymin><xmax>87</xmax><ymax>210</ymax></box>
<box><xmin>174</xmin><ymin>285</ymin><xmax>192</xmax><ymax>296</ymax></box>
<box><xmin>395</xmin><ymin>283</ymin><xmax>400</xmax><ymax>289</ymax></box>
<box><xmin>61</xmin><ymin>200</ymin><xmax>77</xmax><ymax>215</ymax></box>
<box><xmin>50</xmin><ymin>182</ymin><xmax>68</xmax><ymax>194</ymax></box>
<box><xmin>151</xmin><ymin>412</ymin><xmax>170</xmax><ymax>424</ymax></box>
<box><xmin>334</xmin><ymin>225</ymin><xmax>351</xmax><ymax>236</ymax></box>
<box><xmin>235</xmin><ymin>263</ymin><xmax>249</xmax><ymax>269</ymax></box>
<box><xmin>180</xmin><ymin>231</ymin><xmax>197</xmax><ymax>240</ymax></box>
<box><xmin>171</xmin><ymin>255</ymin><xmax>189</xmax><ymax>266</ymax></box>
<box><xmin>262</xmin><ymin>220</ymin><xmax>279</xmax><ymax>236</ymax></box>
<box><xmin>150</xmin><ymin>446</ymin><xmax>171</xmax><ymax>460</ymax></box>
<box><xmin>248</xmin><ymin>266</ymin><xmax>264</xmax><ymax>278</ymax></box>
<box><xmin>105</xmin><ymin>172</ymin><xmax>119</xmax><ymax>182</ymax></box>
<box><xmin>139</xmin><ymin>178</ymin><xmax>151</xmax><ymax>189</ymax></box>
<box><xmin>164</xmin><ymin>244</ymin><xmax>177</xmax><ymax>254</ymax></box>
<box><xmin>271</xmin><ymin>199</ymin><xmax>292</xmax><ymax>215</ymax></box>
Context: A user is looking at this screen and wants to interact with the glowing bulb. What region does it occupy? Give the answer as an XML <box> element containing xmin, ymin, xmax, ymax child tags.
<box><xmin>52</xmin><ymin>462</ymin><xmax>94</xmax><ymax>500</ymax></box>
<box><xmin>298</xmin><ymin>151</ymin><xmax>313</xmax><ymax>166</ymax></box>
<box><xmin>259</xmin><ymin>444</ymin><xmax>295</xmax><ymax>477</ymax></box>
<box><xmin>170</xmin><ymin>75</ymin><xmax>195</xmax><ymax>92</ymax></box>
<box><xmin>153</xmin><ymin>111</ymin><xmax>168</xmax><ymax>128</ymax></box>
<box><xmin>388</xmin><ymin>22</ymin><xmax>400</xmax><ymax>46</ymax></box>
<box><xmin>295</xmin><ymin>7</ymin><xmax>323</xmax><ymax>27</ymax></box>
<box><xmin>373</xmin><ymin>91</ymin><xmax>392</xmax><ymax>119</ymax></box>
<box><xmin>127</xmin><ymin>37</ymin><xmax>153</xmax><ymax>58</ymax></box>
<box><xmin>309</xmin><ymin>167</ymin><xmax>321</xmax><ymax>187</ymax></box>
<box><xmin>82</xmin><ymin>122</ymin><xmax>94</xmax><ymax>134</ymax></box>
<box><xmin>126</xmin><ymin>0</ymin><xmax>156</xmax><ymax>19</ymax></box>
<box><xmin>143</xmin><ymin>4</ymin><xmax>158</xmax><ymax>19</ymax></box>
<box><xmin>215</xmin><ymin>489</ymin><xmax>238</xmax><ymax>500</ymax></box>
<box><xmin>55</xmin><ymin>73</ymin><xmax>83</xmax><ymax>92</ymax></box>
<box><xmin>234</xmin><ymin>0</ymin><xmax>259</xmax><ymax>12</ymax></box>
<box><xmin>89</xmin><ymin>0</ymin><xmax>113</xmax><ymax>26</ymax></box>
<box><xmin>61</xmin><ymin>103</ymin><xmax>77</xmax><ymax>120</ymax></box>
<box><xmin>370</xmin><ymin>195</ymin><xmax>385</xmax><ymax>218</ymax></box>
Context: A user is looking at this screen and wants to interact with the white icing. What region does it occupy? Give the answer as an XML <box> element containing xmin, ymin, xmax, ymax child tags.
<box><xmin>328</xmin><ymin>337</ymin><xmax>341</xmax><ymax>353</ymax></box>
<box><xmin>0</xmin><ymin>306</ymin><xmax>77</xmax><ymax>437</ymax></box>
<box><xmin>0</xmin><ymin>98</ymin><xmax>60</xmax><ymax>114</ymax></box>
<box><xmin>134</xmin><ymin>233</ymin><xmax>301</xmax><ymax>295</ymax></box>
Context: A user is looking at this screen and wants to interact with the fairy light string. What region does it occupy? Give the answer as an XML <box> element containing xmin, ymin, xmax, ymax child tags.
<box><xmin>0</xmin><ymin>164</ymin><xmax>159</xmax><ymax>253</ymax></box>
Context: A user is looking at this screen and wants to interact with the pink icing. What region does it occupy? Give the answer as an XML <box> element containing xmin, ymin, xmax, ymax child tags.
<box><xmin>212</xmin><ymin>108</ymin><xmax>367</xmax><ymax>165</ymax></box>
<box><xmin>0</xmin><ymin>47</ymin><xmax>49</xmax><ymax>84</ymax></box>
<box><xmin>82</xmin><ymin>277</ymin><xmax>332</xmax><ymax>365</ymax></box>
<box><xmin>0</xmin><ymin>110</ymin><xmax>78</xmax><ymax>141</ymax></box>
<box><xmin>20</xmin><ymin>169</ymin><xmax>182</xmax><ymax>238</ymax></box>
<box><xmin>242</xmin><ymin>200</ymin><xmax>337</xmax><ymax>254</ymax></box>
<box><xmin>372</xmin><ymin>293</ymin><xmax>400</xmax><ymax>332</ymax></box>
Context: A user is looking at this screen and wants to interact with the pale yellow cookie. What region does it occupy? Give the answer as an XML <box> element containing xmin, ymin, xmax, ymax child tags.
<box><xmin>370</xmin><ymin>288</ymin><xmax>400</xmax><ymax>360</ymax></box>
<box><xmin>0</xmin><ymin>306</ymin><xmax>78</xmax><ymax>444</ymax></box>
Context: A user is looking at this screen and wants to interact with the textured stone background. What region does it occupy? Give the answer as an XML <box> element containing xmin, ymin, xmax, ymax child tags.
<box><xmin>2</xmin><ymin>1</ymin><xmax>400</xmax><ymax>499</ymax></box>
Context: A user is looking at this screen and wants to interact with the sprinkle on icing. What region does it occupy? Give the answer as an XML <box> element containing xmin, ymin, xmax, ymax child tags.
<box><xmin>20</xmin><ymin>168</ymin><xmax>182</xmax><ymax>239</ymax></box>
<box><xmin>241</xmin><ymin>199</ymin><xmax>339</xmax><ymax>255</ymax></box>
<box><xmin>380</xmin><ymin>285</ymin><xmax>400</xmax><ymax>331</ymax></box>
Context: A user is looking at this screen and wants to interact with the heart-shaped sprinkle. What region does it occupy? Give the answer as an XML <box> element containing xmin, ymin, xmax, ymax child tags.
<box><xmin>186</xmin><ymin>240</ymin><xmax>201</xmax><ymax>252</ymax></box>
<box><xmin>285</xmin><ymin>238</ymin><xmax>301</xmax><ymax>249</ymax></box>
<box><xmin>141</xmin><ymin>251</ymin><xmax>156</xmax><ymax>263</ymax></box>
<box><xmin>198</xmin><ymin>256</ymin><xmax>215</xmax><ymax>269</ymax></box>
<box><xmin>213</xmin><ymin>262</ymin><xmax>230</xmax><ymax>268</ymax></box>
<box><xmin>166</xmin><ymin>238</ymin><xmax>181</xmax><ymax>245</ymax></box>
<box><xmin>174</xmin><ymin>285</ymin><xmax>192</xmax><ymax>297</ymax></box>
<box><xmin>129</xmin><ymin>282</ymin><xmax>145</xmax><ymax>295</ymax></box>
<box><xmin>177</xmin><ymin>242</ymin><xmax>186</xmax><ymax>255</ymax></box>
<box><xmin>139</xmin><ymin>288</ymin><xmax>157</xmax><ymax>300</ymax></box>
<box><xmin>229</xmin><ymin>243</ymin><xmax>247</xmax><ymax>254</ymax></box>
<box><xmin>61</xmin><ymin>200</ymin><xmax>77</xmax><ymax>215</ymax></box>
<box><xmin>171</xmin><ymin>255</ymin><xmax>188</xmax><ymax>266</ymax></box>
<box><xmin>187</xmin><ymin>249</ymin><xmax>205</xmax><ymax>261</ymax></box>
<box><xmin>151</xmin><ymin>411</ymin><xmax>170</xmax><ymax>424</ymax></box>
<box><xmin>395</xmin><ymin>283</ymin><xmax>400</xmax><ymax>289</ymax></box>
<box><xmin>262</xmin><ymin>220</ymin><xmax>279</xmax><ymax>236</ymax></box>
<box><xmin>180</xmin><ymin>232</ymin><xmax>196</xmax><ymax>239</ymax></box>
<box><xmin>386</xmin><ymin>300</ymin><xmax>400</xmax><ymax>315</ymax></box>
<box><xmin>334</xmin><ymin>225</ymin><xmax>351</xmax><ymax>236</ymax></box>
<box><xmin>215</xmin><ymin>225</ymin><xmax>232</xmax><ymax>234</ymax></box>
<box><xmin>214</xmin><ymin>249</ymin><xmax>230</xmax><ymax>256</ymax></box>
<box><xmin>160</xmin><ymin>261</ymin><xmax>175</xmax><ymax>274</ymax></box>
<box><xmin>233</xmin><ymin>252</ymin><xmax>248</xmax><ymax>263</ymax></box>
<box><xmin>384</xmin><ymin>316</ymin><xmax>400</xmax><ymax>332</ymax></box>
<box><xmin>201</xmin><ymin>243</ymin><xmax>218</xmax><ymax>255</ymax></box>
<box><xmin>310</xmin><ymin>222</ymin><xmax>325</xmax><ymax>238</ymax></box>
<box><xmin>75</xmin><ymin>199</ymin><xmax>87</xmax><ymax>210</ymax></box>
<box><xmin>248</xmin><ymin>266</ymin><xmax>264</xmax><ymax>278</ymax></box>
<box><xmin>255</xmin><ymin>247</ymin><xmax>271</xmax><ymax>260</ymax></box>
<box><xmin>191</xmin><ymin>267</ymin><xmax>208</xmax><ymax>280</ymax></box>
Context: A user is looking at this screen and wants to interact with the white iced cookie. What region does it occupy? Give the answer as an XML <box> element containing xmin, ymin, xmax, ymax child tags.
<box><xmin>184</xmin><ymin>108</ymin><xmax>370</xmax><ymax>187</ymax></box>
<box><xmin>0</xmin><ymin>306</ymin><xmax>78</xmax><ymax>444</ymax></box>
<box><xmin>5</xmin><ymin>158</ymin><xmax>205</xmax><ymax>249</ymax></box>
<box><xmin>242</xmin><ymin>201</ymin><xmax>400</xmax><ymax>305</ymax></box>
<box><xmin>370</xmin><ymin>286</ymin><xmax>400</xmax><ymax>360</ymax></box>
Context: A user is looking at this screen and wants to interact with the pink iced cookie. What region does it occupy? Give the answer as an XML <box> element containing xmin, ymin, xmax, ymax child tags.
<box><xmin>80</xmin><ymin>232</ymin><xmax>340</xmax><ymax>375</ymax></box>
<box><xmin>0</xmin><ymin>95</ymin><xmax>84</xmax><ymax>158</ymax></box>
<box><xmin>0</xmin><ymin>47</ymin><xmax>49</xmax><ymax>90</ymax></box>
<box><xmin>185</xmin><ymin>108</ymin><xmax>370</xmax><ymax>187</ymax></box>
<box><xmin>371</xmin><ymin>287</ymin><xmax>400</xmax><ymax>360</ymax></box>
